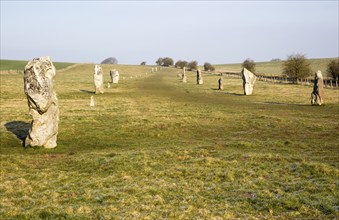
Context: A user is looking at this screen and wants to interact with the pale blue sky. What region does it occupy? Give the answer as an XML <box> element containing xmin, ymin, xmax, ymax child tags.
<box><xmin>1</xmin><ymin>1</ymin><xmax>338</xmax><ymax>65</ymax></box>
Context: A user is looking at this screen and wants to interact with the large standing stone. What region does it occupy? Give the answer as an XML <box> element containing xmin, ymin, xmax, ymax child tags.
<box><xmin>94</xmin><ymin>65</ymin><xmax>104</xmax><ymax>94</ymax></box>
<box><xmin>23</xmin><ymin>56</ymin><xmax>59</xmax><ymax>148</ymax></box>
<box><xmin>311</xmin><ymin>70</ymin><xmax>324</xmax><ymax>105</ymax></box>
<box><xmin>110</xmin><ymin>69</ymin><xmax>119</xmax><ymax>84</ymax></box>
<box><xmin>242</xmin><ymin>68</ymin><xmax>256</xmax><ymax>95</ymax></box>
<box><xmin>197</xmin><ymin>70</ymin><xmax>203</xmax><ymax>85</ymax></box>
<box><xmin>218</xmin><ymin>77</ymin><xmax>223</xmax><ymax>90</ymax></box>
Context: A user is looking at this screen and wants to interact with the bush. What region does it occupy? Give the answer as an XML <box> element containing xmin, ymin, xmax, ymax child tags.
<box><xmin>283</xmin><ymin>54</ymin><xmax>311</xmax><ymax>79</ymax></box>
<box><xmin>204</xmin><ymin>62</ymin><xmax>215</xmax><ymax>71</ymax></box>
<box><xmin>188</xmin><ymin>61</ymin><xmax>198</xmax><ymax>71</ymax></box>
<box><xmin>242</xmin><ymin>58</ymin><xmax>256</xmax><ymax>73</ymax></box>
<box><xmin>140</xmin><ymin>61</ymin><xmax>146</xmax><ymax>66</ymax></box>
<box><xmin>175</xmin><ymin>60</ymin><xmax>188</xmax><ymax>69</ymax></box>
<box><xmin>326</xmin><ymin>59</ymin><xmax>339</xmax><ymax>80</ymax></box>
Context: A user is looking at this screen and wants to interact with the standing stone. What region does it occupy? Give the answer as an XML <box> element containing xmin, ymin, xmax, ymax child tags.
<box><xmin>23</xmin><ymin>56</ymin><xmax>59</xmax><ymax>148</ymax></box>
<box><xmin>110</xmin><ymin>69</ymin><xmax>119</xmax><ymax>84</ymax></box>
<box><xmin>90</xmin><ymin>95</ymin><xmax>95</xmax><ymax>108</ymax></box>
<box><xmin>242</xmin><ymin>68</ymin><xmax>256</xmax><ymax>95</ymax></box>
<box><xmin>218</xmin><ymin>77</ymin><xmax>223</xmax><ymax>90</ymax></box>
<box><xmin>311</xmin><ymin>70</ymin><xmax>324</xmax><ymax>105</ymax></box>
<box><xmin>94</xmin><ymin>65</ymin><xmax>104</xmax><ymax>94</ymax></box>
<box><xmin>197</xmin><ymin>70</ymin><xmax>203</xmax><ymax>84</ymax></box>
<box><xmin>181</xmin><ymin>67</ymin><xmax>187</xmax><ymax>83</ymax></box>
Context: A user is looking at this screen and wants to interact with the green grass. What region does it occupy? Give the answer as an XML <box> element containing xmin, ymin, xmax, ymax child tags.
<box><xmin>0</xmin><ymin>59</ymin><xmax>75</xmax><ymax>71</ymax></box>
<box><xmin>1</xmin><ymin>63</ymin><xmax>338</xmax><ymax>219</ymax></box>
<box><xmin>214</xmin><ymin>57</ymin><xmax>337</xmax><ymax>77</ymax></box>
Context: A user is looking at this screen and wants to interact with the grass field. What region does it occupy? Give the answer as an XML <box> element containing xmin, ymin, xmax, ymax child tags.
<box><xmin>0</xmin><ymin>59</ymin><xmax>75</xmax><ymax>71</ymax></box>
<box><xmin>214</xmin><ymin>57</ymin><xmax>337</xmax><ymax>77</ymax></box>
<box><xmin>0</xmin><ymin>62</ymin><xmax>338</xmax><ymax>219</ymax></box>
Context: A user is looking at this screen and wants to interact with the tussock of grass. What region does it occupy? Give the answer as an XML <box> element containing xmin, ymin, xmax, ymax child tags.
<box><xmin>1</xmin><ymin>64</ymin><xmax>338</xmax><ymax>219</ymax></box>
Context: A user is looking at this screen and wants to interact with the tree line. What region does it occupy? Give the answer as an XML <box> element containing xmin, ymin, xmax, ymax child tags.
<box><xmin>100</xmin><ymin>55</ymin><xmax>338</xmax><ymax>80</ymax></box>
<box><xmin>145</xmin><ymin>55</ymin><xmax>338</xmax><ymax>80</ymax></box>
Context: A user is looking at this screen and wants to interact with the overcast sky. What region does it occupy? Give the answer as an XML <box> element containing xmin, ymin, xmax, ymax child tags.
<box><xmin>1</xmin><ymin>1</ymin><xmax>338</xmax><ymax>65</ymax></box>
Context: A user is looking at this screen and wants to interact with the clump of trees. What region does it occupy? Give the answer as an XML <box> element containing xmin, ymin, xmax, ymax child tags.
<box><xmin>204</xmin><ymin>62</ymin><xmax>215</xmax><ymax>71</ymax></box>
<box><xmin>242</xmin><ymin>58</ymin><xmax>256</xmax><ymax>73</ymax></box>
<box><xmin>156</xmin><ymin>57</ymin><xmax>174</xmax><ymax>66</ymax></box>
<box><xmin>327</xmin><ymin>58</ymin><xmax>339</xmax><ymax>80</ymax></box>
<box><xmin>282</xmin><ymin>54</ymin><xmax>311</xmax><ymax>79</ymax></box>
<box><xmin>101</xmin><ymin>57</ymin><xmax>118</xmax><ymax>64</ymax></box>
<box><xmin>140</xmin><ymin>61</ymin><xmax>146</xmax><ymax>66</ymax></box>
<box><xmin>156</xmin><ymin>58</ymin><xmax>163</xmax><ymax>66</ymax></box>
<box><xmin>175</xmin><ymin>60</ymin><xmax>188</xmax><ymax>69</ymax></box>
<box><xmin>188</xmin><ymin>61</ymin><xmax>198</xmax><ymax>71</ymax></box>
<box><xmin>271</xmin><ymin>58</ymin><xmax>281</xmax><ymax>62</ymax></box>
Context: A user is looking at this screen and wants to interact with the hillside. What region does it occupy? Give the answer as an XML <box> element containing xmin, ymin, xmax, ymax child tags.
<box><xmin>214</xmin><ymin>58</ymin><xmax>336</xmax><ymax>77</ymax></box>
<box><xmin>0</xmin><ymin>59</ymin><xmax>75</xmax><ymax>71</ymax></box>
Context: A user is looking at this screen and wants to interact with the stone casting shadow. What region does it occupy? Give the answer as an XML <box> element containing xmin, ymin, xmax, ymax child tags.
<box><xmin>80</xmin><ymin>90</ymin><xmax>95</xmax><ymax>94</ymax></box>
<box><xmin>4</xmin><ymin>121</ymin><xmax>30</xmax><ymax>141</ymax></box>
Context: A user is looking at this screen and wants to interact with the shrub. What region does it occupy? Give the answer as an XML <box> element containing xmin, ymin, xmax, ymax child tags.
<box><xmin>188</xmin><ymin>61</ymin><xmax>198</xmax><ymax>71</ymax></box>
<box><xmin>175</xmin><ymin>60</ymin><xmax>188</xmax><ymax>69</ymax></box>
<box><xmin>282</xmin><ymin>54</ymin><xmax>311</xmax><ymax>79</ymax></box>
<box><xmin>242</xmin><ymin>58</ymin><xmax>256</xmax><ymax>73</ymax></box>
<box><xmin>140</xmin><ymin>61</ymin><xmax>146</xmax><ymax>66</ymax></box>
<box><xmin>204</xmin><ymin>62</ymin><xmax>215</xmax><ymax>71</ymax></box>
<box><xmin>326</xmin><ymin>58</ymin><xmax>339</xmax><ymax>80</ymax></box>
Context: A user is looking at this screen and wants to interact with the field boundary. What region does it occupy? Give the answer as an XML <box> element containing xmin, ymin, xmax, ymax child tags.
<box><xmin>206</xmin><ymin>71</ymin><xmax>339</xmax><ymax>89</ymax></box>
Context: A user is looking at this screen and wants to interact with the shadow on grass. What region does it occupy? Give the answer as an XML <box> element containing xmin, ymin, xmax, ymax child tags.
<box><xmin>259</xmin><ymin>102</ymin><xmax>311</xmax><ymax>106</ymax></box>
<box><xmin>80</xmin><ymin>90</ymin><xmax>95</xmax><ymax>94</ymax></box>
<box><xmin>4</xmin><ymin>121</ymin><xmax>30</xmax><ymax>141</ymax></box>
<box><xmin>211</xmin><ymin>90</ymin><xmax>244</xmax><ymax>96</ymax></box>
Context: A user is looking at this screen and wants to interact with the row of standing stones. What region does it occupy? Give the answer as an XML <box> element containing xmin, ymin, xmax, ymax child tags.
<box><xmin>94</xmin><ymin>64</ymin><xmax>120</xmax><ymax>95</ymax></box>
<box><xmin>179</xmin><ymin>67</ymin><xmax>324</xmax><ymax>103</ymax></box>
<box><xmin>22</xmin><ymin>57</ymin><xmax>324</xmax><ymax>148</ymax></box>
